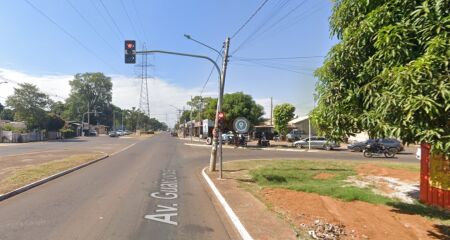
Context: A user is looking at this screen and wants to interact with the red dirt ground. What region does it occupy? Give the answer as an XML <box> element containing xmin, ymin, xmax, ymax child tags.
<box><xmin>262</xmin><ymin>188</ymin><xmax>446</xmax><ymax>240</ymax></box>
<box><xmin>356</xmin><ymin>163</ymin><xmax>419</xmax><ymax>182</ymax></box>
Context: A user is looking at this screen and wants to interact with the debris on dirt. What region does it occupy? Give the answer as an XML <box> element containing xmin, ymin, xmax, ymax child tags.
<box><xmin>306</xmin><ymin>219</ymin><xmax>347</xmax><ymax>240</ymax></box>
<box><xmin>345</xmin><ymin>175</ymin><xmax>419</xmax><ymax>204</ymax></box>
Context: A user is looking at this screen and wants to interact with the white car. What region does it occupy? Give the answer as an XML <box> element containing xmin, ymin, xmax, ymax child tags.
<box><xmin>416</xmin><ymin>148</ymin><xmax>421</xmax><ymax>160</ymax></box>
<box><xmin>293</xmin><ymin>137</ymin><xmax>339</xmax><ymax>150</ymax></box>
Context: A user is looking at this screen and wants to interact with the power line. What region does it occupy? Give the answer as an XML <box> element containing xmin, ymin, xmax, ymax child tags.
<box><xmin>131</xmin><ymin>0</ymin><xmax>150</xmax><ymax>43</ymax></box>
<box><xmin>233</xmin><ymin>55</ymin><xmax>324</xmax><ymax>60</ymax></box>
<box><xmin>89</xmin><ymin>0</ymin><xmax>122</xmax><ymax>41</ymax></box>
<box><xmin>231</xmin><ymin>0</ymin><xmax>270</xmax><ymax>39</ymax></box>
<box><xmin>232</xmin><ymin>0</ymin><xmax>290</xmax><ymax>54</ymax></box>
<box><xmin>99</xmin><ymin>0</ymin><xmax>126</xmax><ymax>39</ymax></box>
<box><xmin>65</xmin><ymin>0</ymin><xmax>116</xmax><ymax>52</ymax></box>
<box><xmin>199</xmin><ymin>53</ymin><xmax>222</xmax><ymax>97</ymax></box>
<box><xmin>22</xmin><ymin>0</ymin><xmax>119</xmax><ymax>73</ymax></box>
<box><xmin>0</xmin><ymin>76</ymin><xmax>66</xmax><ymax>100</ymax></box>
<box><xmin>120</xmin><ymin>0</ymin><xmax>141</xmax><ymax>41</ymax></box>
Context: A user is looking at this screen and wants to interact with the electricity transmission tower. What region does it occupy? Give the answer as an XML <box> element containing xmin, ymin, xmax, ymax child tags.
<box><xmin>136</xmin><ymin>43</ymin><xmax>151</xmax><ymax>130</ymax></box>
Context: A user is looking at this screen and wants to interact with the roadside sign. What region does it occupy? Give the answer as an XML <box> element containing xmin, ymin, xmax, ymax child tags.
<box><xmin>233</xmin><ymin>117</ymin><xmax>250</xmax><ymax>134</ymax></box>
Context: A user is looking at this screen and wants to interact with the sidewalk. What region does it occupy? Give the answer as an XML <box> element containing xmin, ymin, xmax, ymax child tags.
<box><xmin>205</xmin><ymin>169</ymin><xmax>298</xmax><ymax>240</ymax></box>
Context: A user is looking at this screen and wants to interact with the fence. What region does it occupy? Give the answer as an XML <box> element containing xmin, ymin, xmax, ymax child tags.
<box><xmin>420</xmin><ymin>143</ymin><xmax>450</xmax><ymax>209</ymax></box>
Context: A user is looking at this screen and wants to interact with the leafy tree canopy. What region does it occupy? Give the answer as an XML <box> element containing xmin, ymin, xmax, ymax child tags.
<box><xmin>6</xmin><ymin>83</ymin><xmax>51</xmax><ymax>129</ymax></box>
<box><xmin>204</xmin><ymin>92</ymin><xmax>265</xmax><ymax>131</ymax></box>
<box><xmin>313</xmin><ymin>0</ymin><xmax>450</xmax><ymax>155</ymax></box>
<box><xmin>273</xmin><ymin>103</ymin><xmax>296</xmax><ymax>136</ymax></box>
<box><xmin>64</xmin><ymin>72</ymin><xmax>113</xmax><ymax>124</ymax></box>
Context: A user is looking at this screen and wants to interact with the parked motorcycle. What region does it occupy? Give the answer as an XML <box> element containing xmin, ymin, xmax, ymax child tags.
<box><xmin>237</xmin><ymin>134</ymin><xmax>247</xmax><ymax>147</ymax></box>
<box><xmin>363</xmin><ymin>143</ymin><xmax>396</xmax><ymax>158</ymax></box>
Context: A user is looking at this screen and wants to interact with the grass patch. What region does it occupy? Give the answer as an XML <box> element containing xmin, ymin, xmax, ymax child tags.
<box><xmin>226</xmin><ymin>159</ymin><xmax>448</xmax><ymax>226</ymax></box>
<box><xmin>248</xmin><ymin>160</ymin><xmax>393</xmax><ymax>205</ymax></box>
<box><xmin>0</xmin><ymin>153</ymin><xmax>104</xmax><ymax>194</ymax></box>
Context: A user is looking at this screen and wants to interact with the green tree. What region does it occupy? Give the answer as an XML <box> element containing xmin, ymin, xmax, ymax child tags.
<box><xmin>50</xmin><ymin>101</ymin><xmax>65</xmax><ymax>116</ymax></box>
<box><xmin>64</xmin><ymin>72</ymin><xmax>113</xmax><ymax>125</ymax></box>
<box><xmin>6</xmin><ymin>83</ymin><xmax>51</xmax><ymax>129</ymax></box>
<box><xmin>0</xmin><ymin>102</ymin><xmax>4</xmax><ymax>113</ymax></box>
<box><xmin>204</xmin><ymin>92</ymin><xmax>265</xmax><ymax>131</ymax></box>
<box><xmin>45</xmin><ymin>113</ymin><xmax>65</xmax><ymax>131</ymax></box>
<box><xmin>313</xmin><ymin>0</ymin><xmax>450</xmax><ymax>156</ymax></box>
<box><xmin>0</xmin><ymin>109</ymin><xmax>14</xmax><ymax>121</ymax></box>
<box><xmin>273</xmin><ymin>103</ymin><xmax>296</xmax><ymax>137</ymax></box>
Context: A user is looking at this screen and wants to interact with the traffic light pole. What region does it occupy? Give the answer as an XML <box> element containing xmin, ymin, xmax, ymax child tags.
<box><xmin>216</xmin><ymin>38</ymin><xmax>230</xmax><ymax>177</ymax></box>
<box><xmin>135</xmin><ymin>40</ymin><xmax>230</xmax><ymax>173</ymax></box>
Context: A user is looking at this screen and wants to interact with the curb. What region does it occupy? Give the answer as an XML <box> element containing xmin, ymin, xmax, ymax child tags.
<box><xmin>201</xmin><ymin>167</ymin><xmax>253</xmax><ymax>240</ymax></box>
<box><xmin>0</xmin><ymin>154</ymin><xmax>109</xmax><ymax>202</ymax></box>
<box><xmin>184</xmin><ymin>143</ymin><xmax>319</xmax><ymax>153</ymax></box>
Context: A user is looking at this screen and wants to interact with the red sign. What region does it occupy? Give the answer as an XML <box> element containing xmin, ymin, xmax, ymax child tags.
<box><xmin>218</xmin><ymin>112</ymin><xmax>225</xmax><ymax>120</ymax></box>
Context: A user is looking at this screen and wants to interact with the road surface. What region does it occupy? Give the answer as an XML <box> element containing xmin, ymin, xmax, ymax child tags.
<box><xmin>0</xmin><ymin>133</ymin><xmax>418</xmax><ymax>239</ymax></box>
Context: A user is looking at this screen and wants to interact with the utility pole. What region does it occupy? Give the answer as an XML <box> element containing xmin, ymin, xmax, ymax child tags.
<box><xmin>270</xmin><ymin>97</ymin><xmax>273</xmax><ymax>126</ymax></box>
<box><xmin>87</xmin><ymin>102</ymin><xmax>90</xmax><ymax>134</ymax></box>
<box><xmin>209</xmin><ymin>37</ymin><xmax>230</xmax><ymax>172</ymax></box>
<box><xmin>190</xmin><ymin>96</ymin><xmax>193</xmax><ymax>142</ymax></box>
<box><xmin>113</xmin><ymin>111</ymin><xmax>116</xmax><ymax>131</ymax></box>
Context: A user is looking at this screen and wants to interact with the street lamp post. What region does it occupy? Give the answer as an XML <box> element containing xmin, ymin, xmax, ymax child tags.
<box><xmin>135</xmin><ymin>38</ymin><xmax>230</xmax><ymax>173</ymax></box>
<box><xmin>183</xmin><ymin>34</ymin><xmax>230</xmax><ymax>174</ymax></box>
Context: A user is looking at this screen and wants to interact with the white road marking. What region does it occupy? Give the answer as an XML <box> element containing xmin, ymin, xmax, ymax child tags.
<box><xmin>110</xmin><ymin>143</ymin><xmax>137</xmax><ymax>156</ymax></box>
<box><xmin>146</xmin><ymin>170</ymin><xmax>179</xmax><ymax>226</ymax></box>
<box><xmin>202</xmin><ymin>167</ymin><xmax>253</xmax><ymax>240</ymax></box>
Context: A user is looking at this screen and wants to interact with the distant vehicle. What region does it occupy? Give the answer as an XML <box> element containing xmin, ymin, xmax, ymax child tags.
<box><xmin>171</xmin><ymin>131</ymin><xmax>178</xmax><ymax>137</ymax></box>
<box><xmin>88</xmin><ymin>130</ymin><xmax>97</xmax><ymax>136</ymax></box>
<box><xmin>286</xmin><ymin>129</ymin><xmax>306</xmax><ymax>142</ymax></box>
<box><xmin>116</xmin><ymin>130</ymin><xmax>124</xmax><ymax>136</ymax></box>
<box><xmin>363</xmin><ymin>141</ymin><xmax>396</xmax><ymax>158</ymax></box>
<box><xmin>293</xmin><ymin>137</ymin><xmax>339</xmax><ymax>150</ymax></box>
<box><xmin>221</xmin><ymin>131</ymin><xmax>234</xmax><ymax>143</ymax></box>
<box><xmin>348</xmin><ymin>139</ymin><xmax>404</xmax><ymax>153</ymax></box>
<box><xmin>109</xmin><ymin>131</ymin><xmax>119</xmax><ymax>137</ymax></box>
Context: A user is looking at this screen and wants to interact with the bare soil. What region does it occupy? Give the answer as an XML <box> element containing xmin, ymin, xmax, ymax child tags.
<box><xmin>356</xmin><ymin>163</ymin><xmax>419</xmax><ymax>182</ymax></box>
<box><xmin>263</xmin><ymin>188</ymin><xmax>445</xmax><ymax>240</ymax></box>
<box><xmin>313</xmin><ymin>173</ymin><xmax>336</xmax><ymax>180</ymax></box>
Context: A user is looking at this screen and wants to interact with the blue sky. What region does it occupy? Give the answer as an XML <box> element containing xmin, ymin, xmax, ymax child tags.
<box><xmin>0</xmin><ymin>0</ymin><xmax>337</xmax><ymax>126</ymax></box>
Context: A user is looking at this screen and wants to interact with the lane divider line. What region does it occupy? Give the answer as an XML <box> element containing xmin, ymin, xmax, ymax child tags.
<box><xmin>202</xmin><ymin>167</ymin><xmax>253</xmax><ymax>240</ymax></box>
<box><xmin>111</xmin><ymin>143</ymin><xmax>137</xmax><ymax>156</ymax></box>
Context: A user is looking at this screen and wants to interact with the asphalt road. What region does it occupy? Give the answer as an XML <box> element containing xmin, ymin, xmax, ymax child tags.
<box><xmin>0</xmin><ymin>136</ymin><xmax>140</xmax><ymax>156</ymax></box>
<box><xmin>0</xmin><ymin>133</ymin><xmax>418</xmax><ymax>240</ymax></box>
<box><xmin>0</xmin><ymin>133</ymin><xmax>234</xmax><ymax>240</ymax></box>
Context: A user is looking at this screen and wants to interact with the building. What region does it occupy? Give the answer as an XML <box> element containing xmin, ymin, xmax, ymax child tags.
<box><xmin>288</xmin><ymin>116</ymin><xmax>316</xmax><ymax>136</ymax></box>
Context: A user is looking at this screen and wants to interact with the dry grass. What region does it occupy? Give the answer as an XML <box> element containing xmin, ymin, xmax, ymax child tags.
<box><xmin>0</xmin><ymin>153</ymin><xmax>104</xmax><ymax>194</ymax></box>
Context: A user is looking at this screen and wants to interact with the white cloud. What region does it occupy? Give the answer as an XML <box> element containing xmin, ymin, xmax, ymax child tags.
<box><xmin>0</xmin><ymin>68</ymin><xmax>216</xmax><ymax>127</ymax></box>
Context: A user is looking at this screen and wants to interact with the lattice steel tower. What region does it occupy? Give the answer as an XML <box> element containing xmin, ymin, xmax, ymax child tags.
<box><xmin>137</xmin><ymin>43</ymin><xmax>151</xmax><ymax>130</ymax></box>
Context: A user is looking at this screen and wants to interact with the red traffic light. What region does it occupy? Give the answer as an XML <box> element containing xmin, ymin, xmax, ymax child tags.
<box><xmin>126</xmin><ymin>43</ymin><xmax>134</xmax><ymax>49</ymax></box>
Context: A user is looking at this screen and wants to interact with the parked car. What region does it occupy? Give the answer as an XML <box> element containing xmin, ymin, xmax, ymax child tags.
<box><xmin>286</xmin><ymin>129</ymin><xmax>306</xmax><ymax>142</ymax></box>
<box><xmin>109</xmin><ymin>131</ymin><xmax>119</xmax><ymax>137</ymax></box>
<box><xmin>293</xmin><ymin>137</ymin><xmax>339</xmax><ymax>150</ymax></box>
<box><xmin>88</xmin><ymin>130</ymin><xmax>97</xmax><ymax>136</ymax></box>
<box><xmin>116</xmin><ymin>130</ymin><xmax>124</xmax><ymax>136</ymax></box>
<box><xmin>348</xmin><ymin>138</ymin><xmax>404</xmax><ymax>153</ymax></box>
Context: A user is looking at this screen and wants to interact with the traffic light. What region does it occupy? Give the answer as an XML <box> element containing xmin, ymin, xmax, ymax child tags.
<box><xmin>124</xmin><ymin>40</ymin><xmax>136</xmax><ymax>64</ymax></box>
<box><xmin>218</xmin><ymin>112</ymin><xmax>225</xmax><ymax>128</ymax></box>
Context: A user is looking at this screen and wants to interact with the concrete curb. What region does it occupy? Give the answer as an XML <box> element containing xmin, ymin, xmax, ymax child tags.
<box><xmin>0</xmin><ymin>154</ymin><xmax>109</xmax><ymax>202</ymax></box>
<box><xmin>201</xmin><ymin>167</ymin><xmax>253</xmax><ymax>240</ymax></box>
<box><xmin>184</xmin><ymin>143</ymin><xmax>319</xmax><ymax>153</ymax></box>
